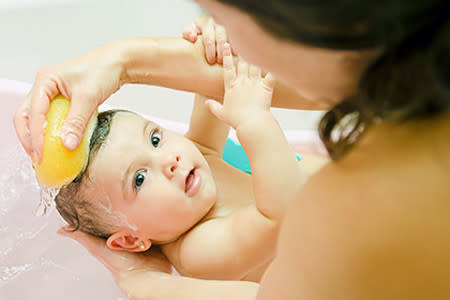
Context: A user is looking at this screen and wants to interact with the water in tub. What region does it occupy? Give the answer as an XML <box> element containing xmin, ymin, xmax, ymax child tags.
<box><xmin>1</xmin><ymin>117</ymin><xmax>125</xmax><ymax>299</ymax></box>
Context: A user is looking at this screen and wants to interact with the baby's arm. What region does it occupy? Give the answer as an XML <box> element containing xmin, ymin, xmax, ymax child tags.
<box><xmin>185</xmin><ymin>93</ymin><xmax>229</xmax><ymax>156</ymax></box>
<box><xmin>207</xmin><ymin>44</ymin><xmax>303</xmax><ymax>222</ymax></box>
<box><xmin>161</xmin><ymin>46</ymin><xmax>303</xmax><ymax>280</ymax></box>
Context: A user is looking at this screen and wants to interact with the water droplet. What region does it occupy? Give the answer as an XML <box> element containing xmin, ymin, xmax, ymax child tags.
<box><xmin>34</xmin><ymin>184</ymin><xmax>60</xmax><ymax>217</ymax></box>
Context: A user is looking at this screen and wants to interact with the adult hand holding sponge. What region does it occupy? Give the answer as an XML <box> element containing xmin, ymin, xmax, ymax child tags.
<box><xmin>33</xmin><ymin>95</ymin><xmax>97</xmax><ymax>188</ymax></box>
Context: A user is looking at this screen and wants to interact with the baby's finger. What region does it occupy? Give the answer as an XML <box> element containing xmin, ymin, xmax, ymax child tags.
<box><xmin>222</xmin><ymin>43</ymin><xmax>236</xmax><ymax>90</ymax></box>
<box><xmin>202</xmin><ymin>18</ymin><xmax>217</xmax><ymax>64</ymax></box>
<box><xmin>205</xmin><ymin>99</ymin><xmax>225</xmax><ymax>122</ymax></box>
<box><xmin>249</xmin><ymin>64</ymin><xmax>261</xmax><ymax>79</ymax></box>
<box><xmin>237</xmin><ymin>57</ymin><xmax>249</xmax><ymax>78</ymax></box>
<box><xmin>13</xmin><ymin>95</ymin><xmax>33</xmax><ymax>156</ymax></box>
<box><xmin>263</xmin><ymin>72</ymin><xmax>276</xmax><ymax>90</ymax></box>
<box><xmin>215</xmin><ymin>24</ymin><xmax>227</xmax><ymax>64</ymax></box>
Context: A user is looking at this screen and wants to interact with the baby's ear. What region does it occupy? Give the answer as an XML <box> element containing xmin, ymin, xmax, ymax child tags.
<box><xmin>106</xmin><ymin>231</ymin><xmax>152</xmax><ymax>252</ymax></box>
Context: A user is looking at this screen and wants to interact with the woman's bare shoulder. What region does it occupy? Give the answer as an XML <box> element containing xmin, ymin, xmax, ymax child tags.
<box><xmin>299</xmin><ymin>116</ymin><xmax>450</xmax><ymax>236</ymax></box>
<box><xmin>278</xmin><ymin>118</ymin><xmax>450</xmax><ymax>299</ymax></box>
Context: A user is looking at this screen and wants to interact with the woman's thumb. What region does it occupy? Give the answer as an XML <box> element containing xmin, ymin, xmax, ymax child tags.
<box><xmin>61</xmin><ymin>97</ymin><xmax>97</xmax><ymax>151</ymax></box>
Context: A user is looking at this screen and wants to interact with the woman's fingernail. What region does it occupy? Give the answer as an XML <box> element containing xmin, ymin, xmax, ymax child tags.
<box><xmin>32</xmin><ymin>151</ymin><xmax>39</xmax><ymax>163</ymax></box>
<box><xmin>63</xmin><ymin>132</ymin><xmax>79</xmax><ymax>150</ymax></box>
<box><xmin>192</xmin><ymin>22</ymin><xmax>200</xmax><ymax>33</ymax></box>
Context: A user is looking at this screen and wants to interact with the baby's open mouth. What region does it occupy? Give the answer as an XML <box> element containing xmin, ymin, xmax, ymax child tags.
<box><xmin>184</xmin><ymin>168</ymin><xmax>200</xmax><ymax>196</ymax></box>
<box><xmin>185</xmin><ymin>168</ymin><xmax>195</xmax><ymax>193</ymax></box>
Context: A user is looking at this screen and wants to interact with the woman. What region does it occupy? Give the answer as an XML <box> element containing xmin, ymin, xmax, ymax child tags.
<box><xmin>15</xmin><ymin>0</ymin><xmax>449</xmax><ymax>299</ymax></box>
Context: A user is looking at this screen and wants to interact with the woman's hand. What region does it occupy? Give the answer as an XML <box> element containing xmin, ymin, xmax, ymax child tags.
<box><xmin>13</xmin><ymin>42</ymin><xmax>124</xmax><ymax>162</ymax></box>
<box><xmin>182</xmin><ymin>15</ymin><xmax>233</xmax><ymax>64</ymax></box>
<box><xmin>57</xmin><ymin>228</ymin><xmax>173</xmax><ymax>295</ymax></box>
<box><xmin>58</xmin><ymin>227</ymin><xmax>260</xmax><ymax>300</ymax></box>
<box><xmin>206</xmin><ymin>43</ymin><xmax>275</xmax><ymax>130</ymax></box>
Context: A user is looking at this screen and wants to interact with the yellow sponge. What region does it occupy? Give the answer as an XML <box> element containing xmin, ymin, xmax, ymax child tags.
<box><xmin>34</xmin><ymin>95</ymin><xmax>97</xmax><ymax>188</ymax></box>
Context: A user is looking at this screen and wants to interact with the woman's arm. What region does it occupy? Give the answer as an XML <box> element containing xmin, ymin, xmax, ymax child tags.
<box><xmin>14</xmin><ymin>36</ymin><xmax>325</xmax><ymax>162</ymax></box>
<box><xmin>58</xmin><ymin>227</ymin><xmax>258</xmax><ymax>300</ymax></box>
<box><xmin>119</xmin><ymin>271</ymin><xmax>258</xmax><ymax>300</ymax></box>
<box><xmin>119</xmin><ymin>36</ymin><xmax>326</xmax><ymax>110</ymax></box>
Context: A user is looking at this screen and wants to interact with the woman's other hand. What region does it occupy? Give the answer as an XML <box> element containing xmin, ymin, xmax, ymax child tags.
<box><xmin>182</xmin><ymin>15</ymin><xmax>233</xmax><ymax>64</ymax></box>
<box><xmin>13</xmin><ymin>43</ymin><xmax>124</xmax><ymax>162</ymax></box>
<box><xmin>57</xmin><ymin>228</ymin><xmax>173</xmax><ymax>291</ymax></box>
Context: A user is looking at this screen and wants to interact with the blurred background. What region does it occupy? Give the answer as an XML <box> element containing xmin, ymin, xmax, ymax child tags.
<box><xmin>0</xmin><ymin>0</ymin><xmax>324</xmax><ymax>130</ymax></box>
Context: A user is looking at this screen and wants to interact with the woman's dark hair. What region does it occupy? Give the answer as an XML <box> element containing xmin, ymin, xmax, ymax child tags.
<box><xmin>55</xmin><ymin>109</ymin><xmax>127</xmax><ymax>239</ymax></box>
<box><xmin>218</xmin><ymin>0</ymin><xmax>450</xmax><ymax>159</ymax></box>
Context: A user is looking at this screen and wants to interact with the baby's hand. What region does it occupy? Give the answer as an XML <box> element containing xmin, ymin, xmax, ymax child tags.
<box><xmin>206</xmin><ymin>43</ymin><xmax>275</xmax><ymax>130</ymax></box>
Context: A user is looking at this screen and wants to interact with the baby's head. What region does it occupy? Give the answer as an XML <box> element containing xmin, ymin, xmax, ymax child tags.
<box><xmin>56</xmin><ymin>110</ymin><xmax>217</xmax><ymax>251</ymax></box>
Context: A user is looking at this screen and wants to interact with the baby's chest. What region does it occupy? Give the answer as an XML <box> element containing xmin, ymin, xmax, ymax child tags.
<box><xmin>207</xmin><ymin>157</ymin><xmax>255</xmax><ymax>213</ymax></box>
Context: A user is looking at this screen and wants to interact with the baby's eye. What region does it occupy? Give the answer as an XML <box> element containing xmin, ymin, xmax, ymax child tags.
<box><xmin>134</xmin><ymin>170</ymin><xmax>147</xmax><ymax>190</ymax></box>
<box><xmin>150</xmin><ymin>129</ymin><xmax>162</xmax><ymax>148</ymax></box>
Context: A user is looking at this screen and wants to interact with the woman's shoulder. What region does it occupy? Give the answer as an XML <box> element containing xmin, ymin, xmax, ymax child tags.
<box><xmin>307</xmin><ymin>114</ymin><xmax>450</xmax><ymax>216</ymax></box>
<box><xmin>284</xmin><ymin>116</ymin><xmax>450</xmax><ymax>298</ymax></box>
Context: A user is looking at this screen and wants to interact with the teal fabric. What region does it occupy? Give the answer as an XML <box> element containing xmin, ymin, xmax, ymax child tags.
<box><xmin>222</xmin><ymin>138</ymin><xmax>301</xmax><ymax>174</ymax></box>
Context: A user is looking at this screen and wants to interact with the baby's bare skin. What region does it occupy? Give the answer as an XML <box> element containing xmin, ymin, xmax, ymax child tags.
<box><xmin>158</xmin><ymin>51</ymin><xmax>305</xmax><ymax>281</ymax></box>
<box><xmin>82</xmin><ymin>51</ymin><xmax>312</xmax><ymax>281</ymax></box>
<box><xmin>161</xmin><ymin>148</ymin><xmax>287</xmax><ymax>281</ymax></box>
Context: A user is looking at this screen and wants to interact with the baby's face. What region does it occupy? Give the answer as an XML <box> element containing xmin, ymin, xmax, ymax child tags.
<box><xmin>87</xmin><ymin>112</ymin><xmax>217</xmax><ymax>243</ymax></box>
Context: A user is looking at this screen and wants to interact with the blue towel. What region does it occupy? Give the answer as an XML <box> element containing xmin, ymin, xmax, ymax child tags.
<box><xmin>222</xmin><ymin>138</ymin><xmax>301</xmax><ymax>174</ymax></box>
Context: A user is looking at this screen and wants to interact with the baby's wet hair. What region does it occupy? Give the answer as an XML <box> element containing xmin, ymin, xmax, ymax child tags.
<box><xmin>55</xmin><ymin>109</ymin><xmax>127</xmax><ymax>239</ymax></box>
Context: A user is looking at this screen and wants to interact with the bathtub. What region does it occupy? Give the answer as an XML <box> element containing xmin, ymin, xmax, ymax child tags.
<box><xmin>0</xmin><ymin>78</ymin><xmax>325</xmax><ymax>300</ymax></box>
<box><xmin>0</xmin><ymin>79</ymin><xmax>127</xmax><ymax>299</ymax></box>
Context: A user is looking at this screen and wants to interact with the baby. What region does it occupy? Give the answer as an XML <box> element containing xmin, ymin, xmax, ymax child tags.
<box><xmin>55</xmin><ymin>45</ymin><xmax>304</xmax><ymax>281</ymax></box>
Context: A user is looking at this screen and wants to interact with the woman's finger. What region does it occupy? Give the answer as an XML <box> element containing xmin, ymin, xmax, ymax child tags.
<box><xmin>29</xmin><ymin>79</ymin><xmax>60</xmax><ymax>163</ymax></box>
<box><xmin>202</xmin><ymin>18</ymin><xmax>217</xmax><ymax>64</ymax></box>
<box><xmin>13</xmin><ymin>94</ymin><xmax>33</xmax><ymax>156</ymax></box>
<box><xmin>58</xmin><ymin>227</ymin><xmax>172</xmax><ymax>276</ymax></box>
<box><xmin>57</xmin><ymin>228</ymin><xmax>123</xmax><ymax>276</ymax></box>
<box><xmin>215</xmin><ymin>24</ymin><xmax>228</xmax><ymax>64</ymax></box>
<box><xmin>182</xmin><ymin>22</ymin><xmax>200</xmax><ymax>42</ymax></box>
<box><xmin>61</xmin><ymin>91</ymin><xmax>98</xmax><ymax>151</ymax></box>
<box><xmin>222</xmin><ymin>43</ymin><xmax>236</xmax><ymax>90</ymax></box>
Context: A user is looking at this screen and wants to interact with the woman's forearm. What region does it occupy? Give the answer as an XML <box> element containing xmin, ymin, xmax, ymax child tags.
<box><xmin>119</xmin><ymin>271</ymin><xmax>258</xmax><ymax>300</ymax></box>
<box><xmin>116</xmin><ymin>36</ymin><xmax>327</xmax><ymax>110</ymax></box>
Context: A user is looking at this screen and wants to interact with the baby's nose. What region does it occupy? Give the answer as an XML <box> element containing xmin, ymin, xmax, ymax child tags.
<box><xmin>162</xmin><ymin>154</ymin><xmax>180</xmax><ymax>179</ymax></box>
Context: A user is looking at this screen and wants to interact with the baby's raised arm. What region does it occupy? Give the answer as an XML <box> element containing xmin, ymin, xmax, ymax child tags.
<box><xmin>208</xmin><ymin>44</ymin><xmax>303</xmax><ymax>222</ymax></box>
<box><xmin>162</xmin><ymin>45</ymin><xmax>303</xmax><ymax>280</ymax></box>
<box><xmin>185</xmin><ymin>93</ymin><xmax>230</xmax><ymax>156</ymax></box>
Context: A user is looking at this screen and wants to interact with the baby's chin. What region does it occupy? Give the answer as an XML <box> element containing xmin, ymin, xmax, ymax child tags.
<box><xmin>199</xmin><ymin>178</ymin><xmax>217</xmax><ymax>214</ymax></box>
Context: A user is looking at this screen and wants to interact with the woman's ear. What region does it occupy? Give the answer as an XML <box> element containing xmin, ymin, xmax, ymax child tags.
<box><xmin>106</xmin><ymin>231</ymin><xmax>152</xmax><ymax>252</ymax></box>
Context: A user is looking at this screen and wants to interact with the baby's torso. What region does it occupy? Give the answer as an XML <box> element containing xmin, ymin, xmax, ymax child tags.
<box><xmin>204</xmin><ymin>156</ymin><xmax>275</xmax><ymax>281</ymax></box>
<box><xmin>161</xmin><ymin>152</ymin><xmax>274</xmax><ymax>281</ymax></box>
<box><xmin>202</xmin><ymin>155</ymin><xmax>255</xmax><ymax>220</ymax></box>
